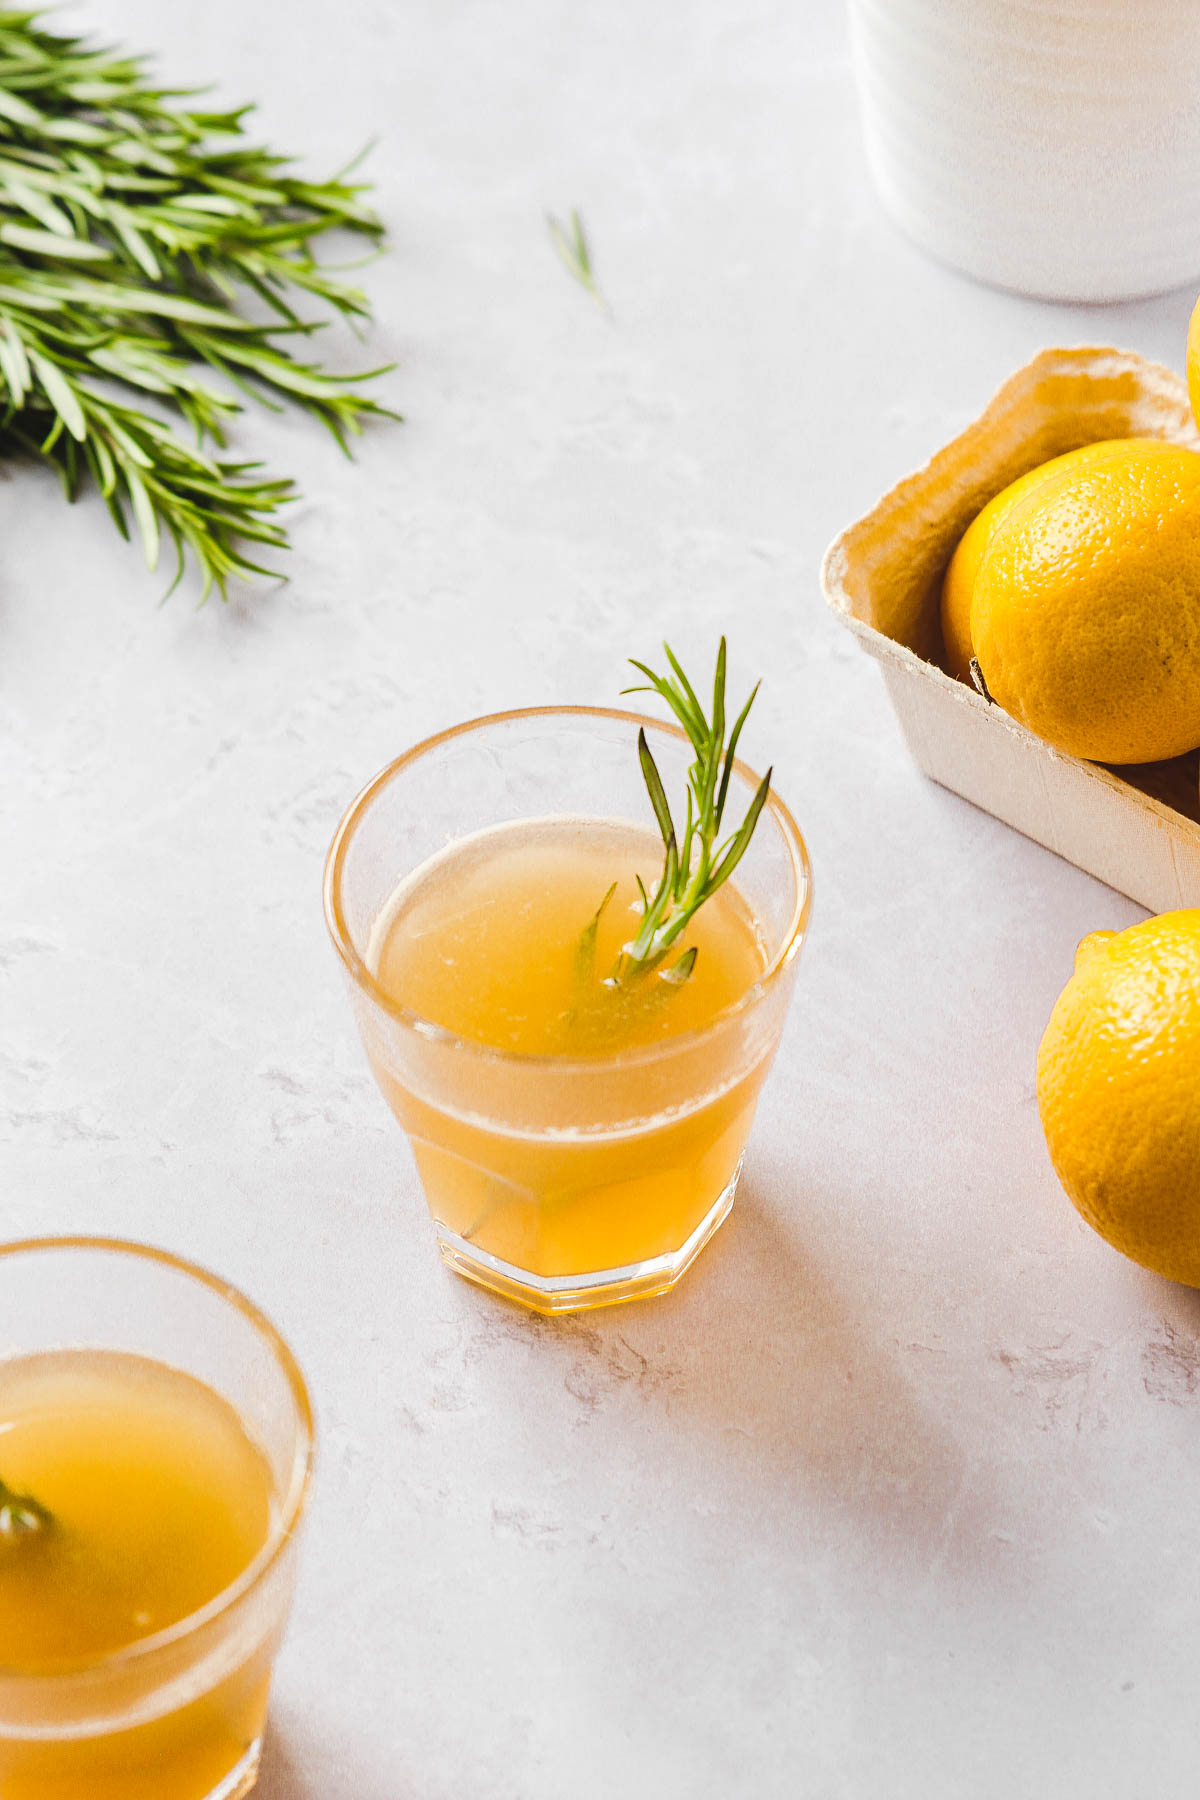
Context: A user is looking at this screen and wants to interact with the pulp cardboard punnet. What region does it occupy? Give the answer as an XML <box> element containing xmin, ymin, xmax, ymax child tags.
<box><xmin>821</xmin><ymin>346</ymin><xmax>1200</xmax><ymax>914</ymax></box>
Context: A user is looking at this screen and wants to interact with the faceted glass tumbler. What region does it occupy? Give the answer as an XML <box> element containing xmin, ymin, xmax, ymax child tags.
<box><xmin>325</xmin><ymin>707</ymin><xmax>813</xmax><ymax>1314</ymax></box>
<box><xmin>0</xmin><ymin>1238</ymin><xmax>314</xmax><ymax>1800</ymax></box>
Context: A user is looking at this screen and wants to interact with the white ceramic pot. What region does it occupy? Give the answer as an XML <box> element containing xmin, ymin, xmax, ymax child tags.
<box><xmin>849</xmin><ymin>0</ymin><xmax>1200</xmax><ymax>303</ymax></box>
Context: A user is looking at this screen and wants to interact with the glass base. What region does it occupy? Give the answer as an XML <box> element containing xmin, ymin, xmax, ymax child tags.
<box><xmin>435</xmin><ymin>1157</ymin><xmax>742</xmax><ymax>1314</ymax></box>
<box><xmin>208</xmin><ymin>1740</ymin><xmax>262</xmax><ymax>1800</ymax></box>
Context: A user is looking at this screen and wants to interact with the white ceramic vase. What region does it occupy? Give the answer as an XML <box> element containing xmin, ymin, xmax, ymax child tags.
<box><xmin>849</xmin><ymin>0</ymin><xmax>1200</xmax><ymax>303</ymax></box>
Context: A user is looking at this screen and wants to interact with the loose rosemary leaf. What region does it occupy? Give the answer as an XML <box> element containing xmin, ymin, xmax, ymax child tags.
<box><xmin>0</xmin><ymin>7</ymin><xmax>395</xmax><ymax>599</ymax></box>
<box><xmin>547</xmin><ymin>207</ymin><xmax>607</xmax><ymax>311</ymax></box>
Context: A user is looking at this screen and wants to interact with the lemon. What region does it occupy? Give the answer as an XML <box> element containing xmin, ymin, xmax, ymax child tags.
<box><xmin>939</xmin><ymin>448</ymin><xmax>1096</xmax><ymax>685</ymax></box>
<box><xmin>1186</xmin><ymin>292</ymin><xmax>1200</xmax><ymax>434</ymax></box>
<box><xmin>1037</xmin><ymin>912</ymin><xmax>1200</xmax><ymax>1287</ymax></box>
<box><xmin>971</xmin><ymin>437</ymin><xmax>1200</xmax><ymax>763</ymax></box>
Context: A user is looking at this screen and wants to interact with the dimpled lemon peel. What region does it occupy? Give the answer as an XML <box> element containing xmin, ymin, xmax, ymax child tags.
<box><xmin>969</xmin><ymin>438</ymin><xmax>1200</xmax><ymax>765</ymax></box>
<box><xmin>1037</xmin><ymin>912</ymin><xmax>1200</xmax><ymax>1287</ymax></box>
<box><xmin>940</xmin><ymin>446</ymin><xmax>1100</xmax><ymax>687</ymax></box>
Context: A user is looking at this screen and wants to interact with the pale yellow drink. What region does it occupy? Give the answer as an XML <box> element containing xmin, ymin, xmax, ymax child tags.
<box><xmin>367</xmin><ymin>817</ymin><xmax>770</xmax><ymax>1281</ymax></box>
<box><xmin>0</xmin><ymin>1350</ymin><xmax>276</xmax><ymax>1800</ymax></box>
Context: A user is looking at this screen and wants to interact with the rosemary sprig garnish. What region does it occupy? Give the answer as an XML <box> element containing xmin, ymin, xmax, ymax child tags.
<box><xmin>611</xmin><ymin>638</ymin><xmax>771</xmax><ymax>985</ymax></box>
<box><xmin>0</xmin><ymin>1474</ymin><xmax>52</xmax><ymax>1540</ymax></box>
<box><xmin>0</xmin><ymin>7</ymin><xmax>394</xmax><ymax>598</ymax></box>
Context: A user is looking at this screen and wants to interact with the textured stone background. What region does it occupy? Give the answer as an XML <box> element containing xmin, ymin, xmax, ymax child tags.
<box><xmin>3</xmin><ymin>2</ymin><xmax>1198</xmax><ymax>1796</ymax></box>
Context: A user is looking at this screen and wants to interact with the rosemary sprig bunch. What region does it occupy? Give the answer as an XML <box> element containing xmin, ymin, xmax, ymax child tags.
<box><xmin>612</xmin><ymin>639</ymin><xmax>772</xmax><ymax>985</ymax></box>
<box><xmin>0</xmin><ymin>1473</ymin><xmax>52</xmax><ymax>1540</ymax></box>
<box><xmin>0</xmin><ymin>8</ymin><xmax>393</xmax><ymax>597</ymax></box>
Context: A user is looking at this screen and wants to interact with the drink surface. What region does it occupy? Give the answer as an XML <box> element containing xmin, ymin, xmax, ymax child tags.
<box><xmin>369</xmin><ymin>816</ymin><xmax>768</xmax><ymax>1055</ymax></box>
<box><xmin>0</xmin><ymin>1349</ymin><xmax>274</xmax><ymax>1666</ymax></box>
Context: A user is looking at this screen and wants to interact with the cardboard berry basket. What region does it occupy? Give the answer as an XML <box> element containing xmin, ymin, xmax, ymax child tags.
<box><xmin>821</xmin><ymin>346</ymin><xmax>1200</xmax><ymax>914</ymax></box>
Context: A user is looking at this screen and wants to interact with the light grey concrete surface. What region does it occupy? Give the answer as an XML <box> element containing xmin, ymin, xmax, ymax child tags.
<box><xmin>3</xmin><ymin>3</ymin><xmax>1199</xmax><ymax>1796</ymax></box>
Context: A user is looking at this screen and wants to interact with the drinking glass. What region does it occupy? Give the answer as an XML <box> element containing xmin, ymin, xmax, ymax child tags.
<box><xmin>325</xmin><ymin>707</ymin><xmax>812</xmax><ymax>1313</ymax></box>
<box><xmin>0</xmin><ymin>1238</ymin><xmax>314</xmax><ymax>1800</ymax></box>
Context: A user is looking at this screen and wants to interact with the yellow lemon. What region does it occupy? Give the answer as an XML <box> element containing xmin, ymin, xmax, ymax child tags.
<box><xmin>971</xmin><ymin>437</ymin><xmax>1200</xmax><ymax>763</ymax></box>
<box><xmin>1037</xmin><ymin>912</ymin><xmax>1200</xmax><ymax>1287</ymax></box>
<box><xmin>939</xmin><ymin>448</ymin><xmax>1096</xmax><ymax>685</ymax></box>
<box><xmin>1186</xmin><ymin>292</ymin><xmax>1200</xmax><ymax>433</ymax></box>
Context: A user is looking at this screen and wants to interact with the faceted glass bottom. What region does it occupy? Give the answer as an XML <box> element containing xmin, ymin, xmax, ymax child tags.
<box><xmin>208</xmin><ymin>1740</ymin><xmax>262</xmax><ymax>1800</ymax></box>
<box><xmin>435</xmin><ymin>1157</ymin><xmax>742</xmax><ymax>1314</ymax></box>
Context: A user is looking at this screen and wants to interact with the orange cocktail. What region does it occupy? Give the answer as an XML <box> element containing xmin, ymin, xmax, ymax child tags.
<box><xmin>326</xmin><ymin>707</ymin><xmax>811</xmax><ymax>1313</ymax></box>
<box><xmin>0</xmin><ymin>1240</ymin><xmax>313</xmax><ymax>1800</ymax></box>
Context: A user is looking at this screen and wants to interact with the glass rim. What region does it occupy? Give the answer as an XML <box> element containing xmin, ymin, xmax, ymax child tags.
<box><xmin>323</xmin><ymin>703</ymin><xmax>814</xmax><ymax>1070</ymax></box>
<box><xmin>0</xmin><ymin>1235</ymin><xmax>316</xmax><ymax>1685</ymax></box>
